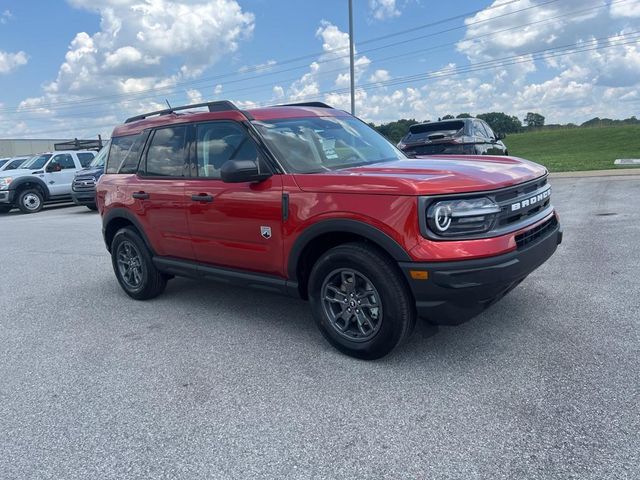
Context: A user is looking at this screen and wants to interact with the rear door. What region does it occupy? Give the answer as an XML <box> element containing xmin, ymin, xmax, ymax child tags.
<box><xmin>184</xmin><ymin>120</ymin><xmax>284</xmax><ymax>276</ymax></box>
<box><xmin>132</xmin><ymin>125</ymin><xmax>195</xmax><ymax>260</ymax></box>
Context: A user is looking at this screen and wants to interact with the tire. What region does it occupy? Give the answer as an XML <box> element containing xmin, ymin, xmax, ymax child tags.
<box><xmin>0</xmin><ymin>205</ymin><xmax>12</xmax><ymax>214</ymax></box>
<box><xmin>86</xmin><ymin>204</ymin><xmax>98</xmax><ymax>211</ymax></box>
<box><xmin>308</xmin><ymin>242</ymin><xmax>416</xmax><ymax>360</ymax></box>
<box><xmin>17</xmin><ymin>189</ymin><xmax>44</xmax><ymax>214</ymax></box>
<box><xmin>110</xmin><ymin>227</ymin><xmax>167</xmax><ymax>300</ymax></box>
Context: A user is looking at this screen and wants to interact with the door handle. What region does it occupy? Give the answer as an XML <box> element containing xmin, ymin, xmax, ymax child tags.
<box><xmin>191</xmin><ymin>194</ymin><xmax>213</xmax><ymax>203</ymax></box>
<box><xmin>132</xmin><ymin>191</ymin><xmax>149</xmax><ymax>200</ymax></box>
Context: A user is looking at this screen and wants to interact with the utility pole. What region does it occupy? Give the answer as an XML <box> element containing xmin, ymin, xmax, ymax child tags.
<box><xmin>348</xmin><ymin>0</ymin><xmax>356</xmax><ymax>115</ymax></box>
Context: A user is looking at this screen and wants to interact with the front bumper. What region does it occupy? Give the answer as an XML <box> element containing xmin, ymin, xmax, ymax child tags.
<box><xmin>71</xmin><ymin>191</ymin><xmax>96</xmax><ymax>206</ymax></box>
<box><xmin>399</xmin><ymin>216</ymin><xmax>562</xmax><ymax>325</ymax></box>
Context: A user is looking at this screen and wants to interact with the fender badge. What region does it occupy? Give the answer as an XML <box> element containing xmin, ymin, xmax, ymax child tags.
<box><xmin>260</xmin><ymin>226</ymin><xmax>272</xmax><ymax>239</ymax></box>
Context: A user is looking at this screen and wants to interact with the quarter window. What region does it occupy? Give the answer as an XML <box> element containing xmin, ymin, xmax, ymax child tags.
<box><xmin>145</xmin><ymin>126</ymin><xmax>188</xmax><ymax>177</ymax></box>
<box><xmin>106</xmin><ymin>133</ymin><xmax>146</xmax><ymax>174</ymax></box>
<box><xmin>195</xmin><ymin>122</ymin><xmax>258</xmax><ymax>179</ymax></box>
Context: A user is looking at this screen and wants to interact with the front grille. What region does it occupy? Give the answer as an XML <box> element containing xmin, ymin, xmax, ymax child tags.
<box><xmin>73</xmin><ymin>176</ymin><xmax>96</xmax><ymax>192</ymax></box>
<box><xmin>515</xmin><ymin>216</ymin><xmax>558</xmax><ymax>249</ymax></box>
<box><xmin>493</xmin><ymin>177</ymin><xmax>550</xmax><ymax>228</ymax></box>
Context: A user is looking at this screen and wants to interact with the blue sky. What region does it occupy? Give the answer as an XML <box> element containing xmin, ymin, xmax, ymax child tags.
<box><xmin>0</xmin><ymin>0</ymin><xmax>639</xmax><ymax>139</ymax></box>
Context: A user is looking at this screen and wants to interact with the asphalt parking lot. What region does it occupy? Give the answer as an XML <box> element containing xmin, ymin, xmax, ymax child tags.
<box><xmin>0</xmin><ymin>175</ymin><xmax>638</xmax><ymax>480</ymax></box>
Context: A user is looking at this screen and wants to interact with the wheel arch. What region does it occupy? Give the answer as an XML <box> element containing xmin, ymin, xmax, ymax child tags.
<box><xmin>103</xmin><ymin>208</ymin><xmax>155</xmax><ymax>254</ymax></box>
<box><xmin>288</xmin><ymin>219</ymin><xmax>412</xmax><ymax>299</ymax></box>
<box><xmin>11</xmin><ymin>177</ymin><xmax>50</xmax><ymax>200</ymax></box>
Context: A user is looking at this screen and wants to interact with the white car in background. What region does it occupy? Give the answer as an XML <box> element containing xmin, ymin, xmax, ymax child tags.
<box><xmin>0</xmin><ymin>156</ymin><xmax>31</xmax><ymax>173</ymax></box>
<box><xmin>0</xmin><ymin>150</ymin><xmax>96</xmax><ymax>214</ymax></box>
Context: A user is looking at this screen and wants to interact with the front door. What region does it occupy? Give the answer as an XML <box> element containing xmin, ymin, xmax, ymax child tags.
<box><xmin>184</xmin><ymin>121</ymin><xmax>284</xmax><ymax>276</ymax></box>
<box><xmin>45</xmin><ymin>153</ymin><xmax>78</xmax><ymax>196</ymax></box>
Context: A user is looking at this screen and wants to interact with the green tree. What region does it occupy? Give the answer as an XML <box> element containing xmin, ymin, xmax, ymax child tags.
<box><xmin>370</xmin><ymin>119</ymin><xmax>420</xmax><ymax>144</ymax></box>
<box><xmin>441</xmin><ymin>114</ymin><xmax>455</xmax><ymax>120</ymax></box>
<box><xmin>476</xmin><ymin>112</ymin><xmax>523</xmax><ymax>134</ymax></box>
<box><xmin>456</xmin><ymin>113</ymin><xmax>472</xmax><ymax>118</ymax></box>
<box><xmin>524</xmin><ymin>112</ymin><xmax>545</xmax><ymax>128</ymax></box>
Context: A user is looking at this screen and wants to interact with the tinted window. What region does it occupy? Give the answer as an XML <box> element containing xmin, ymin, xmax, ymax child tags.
<box><xmin>409</xmin><ymin>122</ymin><xmax>465</xmax><ymax>134</ymax></box>
<box><xmin>107</xmin><ymin>134</ymin><xmax>145</xmax><ymax>174</ymax></box>
<box><xmin>77</xmin><ymin>152</ymin><xmax>95</xmax><ymax>167</ymax></box>
<box><xmin>6</xmin><ymin>159</ymin><xmax>27</xmax><ymax>170</ymax></box>
<box><xmin>145</xmin><ymin>126</ymin><xmax>188</xmax><ymax>177</ymax></box>
<box><xmin>482</xmin><ymin>122</ymin><xmax>496</xmax><ymax>139</ymax></box>
<box><xmin>473</xmin><ymin>121</ymin><xmax>489</xmax><ymax>139</ymax></box>
<box><xmin>196</xmin><ymin>122</ymin><xmax>258</xmax><ymax>179</ymax></box>
<box><xmin>51</xmin><ymin>154</ymin><xmax>75</xmax><ymax>169</ymax></box>
<box><xmin>0</xmin><ymin>160</ymin><xmax>7</xmax><ymax>168</ymax></box>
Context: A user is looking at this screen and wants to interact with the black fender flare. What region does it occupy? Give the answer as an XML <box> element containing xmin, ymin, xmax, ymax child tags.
<box><xmin>102</xmin><ymin>208</ymin><xmax>155</xmax><ymax>254</ymax></box>
<box><xmin>287</xmin><ymin>219</ymin><xmax>412</xmax><ymax>281</ymax></box>
<box><xmin>10</xmin><ymin>176</ymin><xmax>50</xmax><ymax>200</ymax></box>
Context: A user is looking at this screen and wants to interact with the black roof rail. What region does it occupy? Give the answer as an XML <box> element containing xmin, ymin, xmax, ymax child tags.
<box><xmin>276</xmin><ymin>101</ymin><xmax>334</xmax><ymax>109</ymax></box>
<box><xmin>125</xmin><ymin>100</ymin><xmax>241</xmax><ymax>124</ymax></box>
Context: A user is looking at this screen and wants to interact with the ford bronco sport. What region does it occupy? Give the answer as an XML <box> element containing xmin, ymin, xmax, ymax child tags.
<box><xmin>97</xmin><ymin>101</ymin><xmax>562</xmax><ymax>359</ymax></box>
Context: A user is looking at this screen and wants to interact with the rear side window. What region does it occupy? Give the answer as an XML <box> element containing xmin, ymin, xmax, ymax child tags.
<box><xmin>144</xmin><ymin>126</ymin><xmax>188</xmax><ymax>177</ymax></box>
<box><xmin>107</xmin><ymin>133</ymin><xmax>146</xmax><ymax>174</ymax></box>
<box><xmin>77</xmin><ymin>152</ymin><xmax>95</xmax><ymax>167</ymax></box>
<box><xmin>196</xmin><ymin>122</ymin><xmax>258</xmax><ymax>179</ymax></box>
<box><xmin>473</xmin><ymin>121</ymin><xmax>489</xmax><ymax>139</ymax></box>
<box><xmin>6</xmin><ymin>159</ymin><xmax>26</xmax><ymax>170</ymax></box>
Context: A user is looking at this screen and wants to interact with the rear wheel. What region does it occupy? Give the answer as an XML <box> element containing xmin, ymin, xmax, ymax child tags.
<box><xmin>111</xmin><ymin>227</ymin><xmax>167</xmax><ymax>300</ymax></box>
<box><xmin>17</xmin><ymin>189</ymin><xmax>44</xmax><ymax>214</ymax></box>
<box><xmin>308</xmin><ymin>243</ymin><xmax>416</xmax><ymax>360</ymax></box>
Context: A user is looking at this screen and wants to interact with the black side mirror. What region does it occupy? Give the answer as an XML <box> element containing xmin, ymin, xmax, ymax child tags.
<box><xmin>496</xmin><ymin>132</ymin><xmax>506</xmax><ymax>140</ymax></box>
<box><xmin>46</xmin><ymin>163</ymin><xmax>62</xmax><ymax>173</ymax></box>
<box><xmin>220</xmin><ymin>159</ymin><xmax>272</xmax><ymax>183</ymax></box>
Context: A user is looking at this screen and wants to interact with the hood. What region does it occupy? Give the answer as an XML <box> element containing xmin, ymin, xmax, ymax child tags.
<box><xmin>293</xmin><ymin>155</ymin><xmax>547</xmax><ymax>196</ymax></box>
<box><xmin>75</xmin><ymin>166</ymin><xmax>104</xmax><ymax>177</ymax></box>
<box><xmin>0</xmin><ymin>168</ymin><xmax>40</xmax><ymax>180</ymax></box>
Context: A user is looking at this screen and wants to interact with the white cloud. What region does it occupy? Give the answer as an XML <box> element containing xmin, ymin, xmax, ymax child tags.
<box><xmin>0</xmin><ymin>50</ymin><xmax>28</xmax><ymax>74</ymax></box>
<box><xmin>369</xmin><ymin>0</ymin><xmax>401</xmax><ymax>20</ymax></box>
<box><xmin>610</xmin><ymin>2</ymin><xmax>640</xmax><ymax>18</ymax></box>
<box><xmin>369</xmin><ymin>69</ymin><xmax>391</xmax><ymax>83</ymax></box>
<box><xmin>186</xmin><ymin>88</ymin><xmax>203</xmax><ymax>104</ymax></box>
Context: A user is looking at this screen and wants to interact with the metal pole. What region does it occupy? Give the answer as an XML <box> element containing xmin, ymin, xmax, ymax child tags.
<box><xmin>348</xmin><ymin>0</ymin><xmax>355</xmax><ymax>115</ymax></box>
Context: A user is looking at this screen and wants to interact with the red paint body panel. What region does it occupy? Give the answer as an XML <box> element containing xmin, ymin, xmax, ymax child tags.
<box><xmin>99</xmin><ymin>105</ymin><xmax>558</xmax><ymax>282</ymax></box>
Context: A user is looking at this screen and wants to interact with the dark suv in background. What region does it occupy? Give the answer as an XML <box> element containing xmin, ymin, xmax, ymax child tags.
<box><xmin>397</xmin><ymin>118</ymin><xmax>508</xmax><ymax>156</ymax></box>
<box><xmin>72</xmin><ymin>142</ymin><xmax>108</xmax><ymax>211</ymax></box>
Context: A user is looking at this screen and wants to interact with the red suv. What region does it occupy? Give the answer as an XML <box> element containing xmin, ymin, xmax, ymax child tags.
<box><xmin>97</xmin><ymin>101</ymin><xmax>562</xmax><ymax>359</ymax></box>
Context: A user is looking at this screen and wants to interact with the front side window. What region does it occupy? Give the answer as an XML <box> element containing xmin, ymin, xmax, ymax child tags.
<box><xmin>196</xmin><ymin>122</ymin><xmax>259</xmax><ymax>179</ymax></box>
<box><xmin>107</xmin><ymin>134</ymin><xmax>146</xmax><ymax>174</ymax></box>
<box><xmin>50</xmin><ymin>154</ymin><xmax>75</xmax><ymax>169</ymax></box>
<box><xmin>77</xmin><ymin>152</ymin><xmax>96</xmax><ymax>167</ymax></box>
<box><xmin>483</xmin><ymin>122</ymin><xmax>496</xmax><ymax>140</ymax></box>
<box><xmin>474</xmin><ymin>121</ymin><xmax>489</xmax><ymax>139</ymax></box>
<box><xmin>90</xmin><ymin>142</ymin><xmax>110</xmax><ymax>168</ymax></box>
<box><xmin>145</xmin><ymin>126</ymin><xmax>188</xmax><ymax>177</ymax></box>
<box><xmin>252</xmin><ymin>116</ymin><xmax>406</xmax><ymax>173</ymax></box>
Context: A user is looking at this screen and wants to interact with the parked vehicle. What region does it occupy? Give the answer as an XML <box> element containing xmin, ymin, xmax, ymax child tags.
<box><xmin>397</xmin><ymin>118</ymin><xmax>508</xmax><ymax>156</ymax></box>
<box><xmin>0</xmin><ymin>156</ymin><xmax>30</xmax><ymax>173</ymax></box>
<box><xmin>0</xmin><ymin>150</ymin><xmax>96</xmax><ymax>214</ymax></box>
<box><xmin>97</xmin><ymin>101</ymin><xmax>561</xmax><ymax>359</ymax></box>
<box><xmin>72</xmin><ymin>142</ymin><xmax>109</xmax><ymax>211</ymax></box>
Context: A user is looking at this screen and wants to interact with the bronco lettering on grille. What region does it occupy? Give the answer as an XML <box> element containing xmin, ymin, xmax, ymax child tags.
<box><xmin>511</xmin><ymin>188</ymin><xmax>551</xmax><ymax>212</ymax></box>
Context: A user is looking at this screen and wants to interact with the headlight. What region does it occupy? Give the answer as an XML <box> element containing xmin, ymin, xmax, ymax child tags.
<box><xmin>0</xmin><ymin>177</ymin><xmax>13</xmax><ymax>190</ymax></box>
<box><xmin>426</xmin><ymin>197</ymin><xmax>501</xmax><ymax>237</ymax></box>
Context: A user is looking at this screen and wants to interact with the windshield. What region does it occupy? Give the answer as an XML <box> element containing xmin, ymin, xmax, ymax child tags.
<box><xmin>20</xmin><ymin>154</ymin><xmax>52</xmax><ymax>170</ymax></box>
<box><xmin>252</xmin><ymin>116</ymin><xmax>406</xmax><ymax>173</ymax></box>
<box><xmin>89</xmin><ymin>141</ymin><xmax>110</xmax><ymax>168</ymax></box>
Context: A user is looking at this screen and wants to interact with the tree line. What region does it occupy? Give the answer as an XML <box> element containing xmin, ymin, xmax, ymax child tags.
<box><xmin>370</xmin><ymin>113</ymin><xmax>640</xmax><ymax>144</ymax></box>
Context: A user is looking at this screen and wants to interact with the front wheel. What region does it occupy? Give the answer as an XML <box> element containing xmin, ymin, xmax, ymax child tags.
<box><xmin>17</xmin><ymin>189</ymin><xmax>44</xmax><ymax>214</ymax></box>
<box><xmin>308</xmin><ymin>243</ymin><xmax>416</xmax><ymax>360</ymax></box>
<box><xmin>111</xmin><ymin>227</ymin><xmax>168</xmax><ymax>300</ymax></box>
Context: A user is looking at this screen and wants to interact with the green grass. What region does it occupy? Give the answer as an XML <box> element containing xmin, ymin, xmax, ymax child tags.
<box><xmin>504</xmin><ymin>125</ymin><xmax>640</xmax><ymax>172</ymax></box>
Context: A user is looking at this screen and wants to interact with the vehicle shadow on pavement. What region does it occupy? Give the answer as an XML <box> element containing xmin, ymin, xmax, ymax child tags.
<box><xmin>147</xmin><ymin>275</ymin><xmax>529</xmax><ymax>364</ymax></box>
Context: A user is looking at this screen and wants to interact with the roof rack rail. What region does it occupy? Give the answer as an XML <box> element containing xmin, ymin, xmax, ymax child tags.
<box><xmin>54</xmin><ymin>136</ymin><xmax>104</xmax><ymax>151</ymax></box>
<box><xmin>125</xmin><ymin>100</ymin><xmax>240</xmax><ymax>124</ymax></box>
<box><xmin>276</xmin><ymin>102</ymin><xmax>334</xmax><ymax>109</ymax></box>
